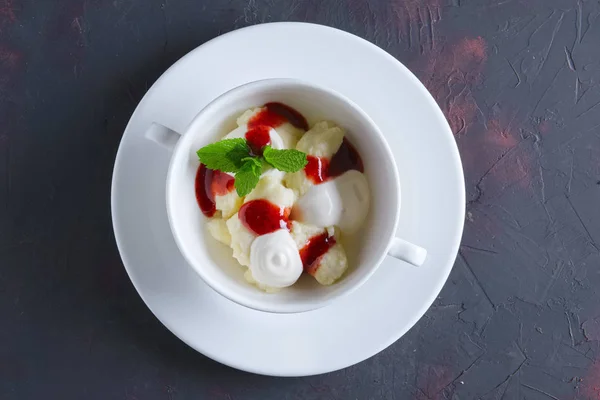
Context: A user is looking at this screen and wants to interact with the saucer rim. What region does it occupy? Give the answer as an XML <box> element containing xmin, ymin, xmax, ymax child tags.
<box><xmin>111</xmin><ymin>22</ymin><xmax>465</xmax><ymax>376</ymax></box>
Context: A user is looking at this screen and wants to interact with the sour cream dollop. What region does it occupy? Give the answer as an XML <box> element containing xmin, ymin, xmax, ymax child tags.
<box><xmin>249</xmin><ymin>229</ymin><xmax>303</xmax><ymax>288</ymax></box>
<box><xmin>291</xmin><ymin>170</ymin><xmax>370</xmax><ymax>234</ymax></box>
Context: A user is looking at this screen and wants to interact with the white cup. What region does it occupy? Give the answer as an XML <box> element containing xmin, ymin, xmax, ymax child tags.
<box><xmin>146</xmin><ymin>79</ymin><xmax>427</xmax><ymax>313</ymax></box>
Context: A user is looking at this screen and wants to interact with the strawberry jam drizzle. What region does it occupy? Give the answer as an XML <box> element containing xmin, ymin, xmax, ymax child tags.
<box><xmin>304</xmin><ymin>138</ymin><xmax>363</xmax><ymax>184</ymax></box>
<box><xmin>195</xmin><ymin>164</ymin><xmax>235</xmax><ymax>217</ymax></box>
<box><xmin>300</xmin><ymin>232</ymin><xmax>337</xmax><ymax>274</ymax></box>
<box><xmin>238</xmin><ymin>199</ymin><xmax>291</xmax><ymax>235</ymax></box>
<box><xmin>248</xmin><ymin>102</ymin><xmax>309</xmax><ymax>131</ymax></box>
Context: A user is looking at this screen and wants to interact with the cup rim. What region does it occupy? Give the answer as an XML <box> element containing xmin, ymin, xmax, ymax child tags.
<box><xmin>165</xmin><ymin>78</ymin><xmax>401</xmax><ymax>313</ymax></box>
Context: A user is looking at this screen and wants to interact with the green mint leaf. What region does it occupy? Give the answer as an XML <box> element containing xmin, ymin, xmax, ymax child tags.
<box><xmin>196</xmin><ymin>138</ymin><xmax>250</xmax><ymax>172</ymax></box>
<box><xmin>234</xmin><ymin>158</ymin><xmax>262</xmax><ymax>197</ymax></box>
<box><xmin>262</xmin><ymin>146</ymin><xmax>308</xmax><ymax>173</ymax></box>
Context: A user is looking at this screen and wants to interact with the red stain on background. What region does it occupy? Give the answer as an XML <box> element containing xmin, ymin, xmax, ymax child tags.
<box><xmin>463</xmin><ymin>112</ymin><xmax>536</xmax><ymax>206</ymax></box>
<box><xmin>46</xmin><ymin>1</ymin><xmax>111</xmax><ymax>69</ymax></box>
<box><xmin>487</xmin><ymin>119</ymin><xmax>518</xmax><ymax>148</ymax></box>
<box><xmin>412</xmin><ymin>36</ymin><xmax>487</xmax><ymax>136</ymax></box>
<box><xmin>456</xmin><ymin>37</ymin><xmax>487</xmax><ymax>63</ymax></box>
<box><xmin>398</xmin><ymin>2</ymin><xmax>538</xmax><ymax>208</ymax></box>
<box><xmin>0</xmin><ymin>0</ymin><xmax>16</xmax><ymax>29</ymax></box>
<box><xmin>538</xmin><ymin>120</ymin><xmax>551</xmax><ymax>135</ymax></box>
<box><xmin>415</xmin><ymin>363</ymin><xmax>453</xmax><ymax>399</ymax></box>
<box><xmin>394</xmin><ymin>2</ymin><xmax>486</xmax><ymax>139</ymax></box>
<box><xmin>209</xmin><ymin>387</ymin><xmax>234</xmax><ymax>399</ymax></box>
<box><xmin>581</xmin><ymin>361</ymin><xmax>600</xmax><ymax>399</ymax></box>
<box><xmin>0</xmin><ymin>0</ymin><xmax>20</xmax><ymax>87</ymax></box>
<box><xmin>0</xmin><ymin>46</ymin><xmax>19</xmax><ymax>66</ymax></box>
<box><xmin>0</xmin><ymin>44</ymin><xmax>21</xmax><ymax>94</ymax></box>
<box><xmin>0</xmin><ymin>0</ymin><xmax>21</xmax><ymax>143</ymax></box>
<box><xmin>49</xmin><ymin>2</ymin><xmax>86</xmax><ymax>46</ymax></box>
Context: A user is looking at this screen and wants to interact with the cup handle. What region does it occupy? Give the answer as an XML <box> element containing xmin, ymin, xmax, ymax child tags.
<box><xmin>144</xmin><ymin>122</ymin><xmax>181</xmax><ymax>151</ymax></box>
<box><xmin>388</xmin><ymin>237</ymin><xmax>427</xmax><ymax>266</ymax></box>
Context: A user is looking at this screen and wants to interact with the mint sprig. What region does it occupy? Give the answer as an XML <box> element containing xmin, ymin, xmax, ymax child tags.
<box><xmin>262</xmin><ymin>145</ymin><xmax>308</xmax><ymax>172</ymax></box>
<box><xmin>196</xmin><ymin>138</ymin><xmax>249</xmax><ymax>172</ymax></box>
<box><xmin>235</xmin><ymin>158</ymin><xmax>262</xmax><ymax>197</ymax></box>
<box><xmin>196</xmin><ymin>138</ymin><xmax>307</xmax><ymax>198</ymax></box>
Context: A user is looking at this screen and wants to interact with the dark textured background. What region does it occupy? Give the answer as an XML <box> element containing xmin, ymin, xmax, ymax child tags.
<box><xmin>2</xmin><ymin>0</ymin><xmax>600</xmax><ymax>399</ymax></box>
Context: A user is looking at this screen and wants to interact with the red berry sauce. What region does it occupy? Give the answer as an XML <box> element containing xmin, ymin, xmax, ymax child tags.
<box><xmin>245</xmin><ymin>126</ymin><xmax>272</xmax><ymax>156</ymax></box>
<box><xmin>248</xmin><ymin>102</ymin><xmax>309</xmax><ymax>131</ymax></box>
<box><xmin>195</xmin><ymin>164</ymin><xmax>235</xmax><ymax>217</ymax></box>
<box><xmin>304</xmin><ymin>156</ymin><xmax>330</xmax><ymax>184</ymax></box>
<box><xmin>299</xmin><ymin>232</ymin><xmax>337</xmax><ymax>274</ymax></box>
<box><xmin>239</xmin><ymin>199</ymin><xmax>291</xmax><ymax>235</ymax></box>
<box><xmin>304</xmin><ymin>138</ymin><xmax>364</xmax><ymax>184</ymax></box>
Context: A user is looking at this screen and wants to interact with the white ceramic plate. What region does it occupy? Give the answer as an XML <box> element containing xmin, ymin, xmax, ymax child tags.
<box><xmin>111</xmin><ymin>22</ymin><xmax>465</xmax><ymax>377</ymax></box>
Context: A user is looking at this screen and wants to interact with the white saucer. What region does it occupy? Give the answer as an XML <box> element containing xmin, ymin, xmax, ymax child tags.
<box><xmin>111</xmin><ymin>22</ymin><xmax>465</xmax><ymax>377</ymax></box>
